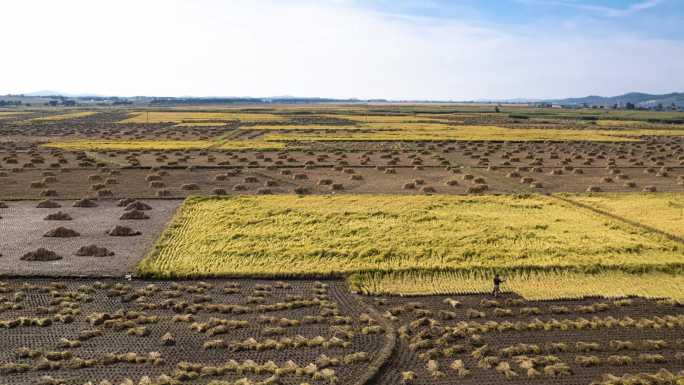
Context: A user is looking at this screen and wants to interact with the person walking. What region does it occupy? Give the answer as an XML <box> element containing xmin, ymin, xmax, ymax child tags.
<box><xmin>492</xmin><ymin>274</ymin><xmax>504</xmax><ymax>297</ymax></box>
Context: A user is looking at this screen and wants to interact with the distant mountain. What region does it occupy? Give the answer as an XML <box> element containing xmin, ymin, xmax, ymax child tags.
<box><xmin>552</xmin><ymin>92</ymin><xmax>684</xmax><ymax>108</ymax></box>
<box><xmin>24</xmin><ymin>90</ymin><xmax>64</xmax><ymax>97</ymax></box>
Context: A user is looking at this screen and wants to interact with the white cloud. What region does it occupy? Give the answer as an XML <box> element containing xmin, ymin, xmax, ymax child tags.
<box><xmin>517</xmin><ymin>0</ymin><xmax>665</xmax><ymax>18</ymax></box>
<box><xmin>0</xmin><ymin>0</ymin><xmax>682</xmax><ymax>99</ymax></box>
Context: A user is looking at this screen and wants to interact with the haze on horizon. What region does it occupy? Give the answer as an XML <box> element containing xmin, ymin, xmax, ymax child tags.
<box><xmin>1</xmin><ymin>0</ymin><xmax>683</xmax><ymax>101</ymax></box>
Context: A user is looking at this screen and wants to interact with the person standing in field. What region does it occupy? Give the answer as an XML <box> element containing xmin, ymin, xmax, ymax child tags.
<box><xmin>493</xmin><ymin>274</ymin><xmax>504</xmax><ymax>297</ymax></box>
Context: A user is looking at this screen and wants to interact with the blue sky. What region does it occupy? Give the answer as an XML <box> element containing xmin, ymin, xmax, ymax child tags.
<box><xmin>354</xmin><ymin>0</ymin><xmax>682</xmax><ymax>39</ymax></box>
<box><xmin>0</xmin><ymin>0</ymin><xmax>682</xmax><ymax>99</ymax></box>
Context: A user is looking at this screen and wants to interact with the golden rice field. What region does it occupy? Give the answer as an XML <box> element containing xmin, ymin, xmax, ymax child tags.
<box><xmin>259</xmin><ymin>123</ymin><xmax>684</xmax><ymax>142</ymax></box>
<box><xmin>263</xmin><ymin>125</ymin><xmax>649</xmax><ymax>142</ymax></box>
<box><xmin>563</xmin><ymin>193</ymin><xmax>684</xmax><ymax>239</ymax></box>
<box><xmin>216</xmin><ymin>139</ymin><xmax>284</xmax><ymax>150</ymax></box>
<box><xmin>349</xmin><ymin>270</ymin><xmax>684</xmax><ymax>300</ymax></box>
<box><xmin>30</xmin><ymin>111</ymin><xmax>96</xmax><ymax>121</ymax></box>
<box><xmin>0</xmin><ymin>112</ymin><xmax>28</xmax><ymax>118</ymax></box>
<box><xmin>596</xmin><ymin>119</ymin><xmax>651</xmax><ymax>127</ymax></box>
<box><xmin>120</xmin><ymin>111</ymin><xmax>285</xmax><ymax>123</ymax></box>
<box><xmin>42</xmin><ymin>139</ymin><xmax>215</xmax><ymax>151</ymax></box>
<box><xmin>137</xmin><ymin>195</ymin><xmax>682</xmax><ymax>278</ymax></box>
<box><xmin>240</xmin><ymin>124</ymin><xmax>363</xmax><ymax>130</ymax></box>
<box><xmin>174</xmin><ymin>122</ymin><xmax>229</xmax><ymax>127</ymax></box>
<box><xmin>42</xmin><ymin>138</ymin><xmax>284</xmax><ymax>151</ymax></box>
<box><xmin>322</xmin><ymin>114</ymin><xmax>451</xmax><ymax>123</ymax></box>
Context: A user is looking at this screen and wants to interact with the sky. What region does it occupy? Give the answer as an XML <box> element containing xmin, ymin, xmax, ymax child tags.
<box><xmin>0</xmin><ymin>0</ymin><xmax>682</xmax><ymax>100</ymax></box>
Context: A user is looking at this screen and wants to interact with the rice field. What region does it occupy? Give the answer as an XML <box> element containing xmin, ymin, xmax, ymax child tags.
<box><xmin>174</xmin><ymin>122</ymin><xmax>229</xmax><ymax>127</ymax></box>
<box><xmin>42</xmin><ymin>139</ymin><xmax>215</xmax><ymax>151</ymax></box>
<box><xmin>321</xmin><ymin>114</ymin><xmax>451</xmax><ymax>123</ymax></box>
<box><xmin>0</xmin><ymin>112</ymin><xmax>28</xmax><ymax>119</ymax></box>
<box><xmin>30</xmin><ymin>111</ymin><xmax>97</xmax><ymax>121</ymax></box>
<box><xmin>262</xmin><ymin>125</ymin><xmax>676</xmax><ymax>142</ymax></box>
<box><xmin>240</xmin><ymin>124</ymin><xmax>363</xmax><ymax>130</ymax></box>
<box><xmin>137</xmin><ymin>194</ymin><xmax>683</xmax><ymax>278</ymax></box>
<box><xmin>120</xmin><ymin>111</ymin><xmax>285</xmax><ymax>123</ymax></box>
<box><xmin>216</xmin><ymin>140</ymin><xmax>284</xmax><ymax>150</ymax></box>
<box><xmin>42</xmin><ymin>138</ymin><xmax>284</xmax><ymax>151</ymax></box>
<box><xmin>349</xmin><ymin>270</ymin><xmax>684</xmax><ymax>300</ymax></box>
<box><xmin>563</xmin><ymin>193</ymin><xmax>684</xmax><ymax>239</ymax></box>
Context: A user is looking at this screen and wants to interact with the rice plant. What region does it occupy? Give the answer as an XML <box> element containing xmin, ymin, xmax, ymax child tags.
<box><xmin>138</xmin><ymin>195</ymin><xmax>683</xmax><ymax>282</ymax></box>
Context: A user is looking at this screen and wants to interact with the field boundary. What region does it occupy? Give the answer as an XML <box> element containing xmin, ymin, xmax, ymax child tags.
<box><xmin>138</xmin><ymin>262</ymin><xmax>684</xmax><ymax>279</ymax></box>
<box><xmin>350</xmin><ymin>292</ymin><xmax>397</xmax><ymax>385</ymax></box>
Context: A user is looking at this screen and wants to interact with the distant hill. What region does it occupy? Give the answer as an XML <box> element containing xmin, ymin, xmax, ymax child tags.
<box><xmin>552</xmin><ymin>92</ymin><xmax>684</xmax><ymax>108</ymax></box>
<box><xmin>24</xmin><ymin>90</ymin><xmax>63</xmax><ymax>97</ymax></box>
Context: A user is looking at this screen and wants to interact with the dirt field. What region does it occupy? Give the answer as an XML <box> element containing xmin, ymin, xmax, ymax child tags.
<box><xmin>0</xmin><ymin>278</ymin><xmax>387</xmax><ymax>385</ymax></box>
<box><xmin>0</xmin><ymin>277</ymin><xmax>682</xmax><ymax>385</ymax></box>
<box><xmin>0</xmin><ymin>200</ymin><xmax>180</xmax><ymax>277</ymax></box>
<box><xmin>365</xmin><ymin>293</ymin><xmax>684</xmax><ymax>385</ymax></box>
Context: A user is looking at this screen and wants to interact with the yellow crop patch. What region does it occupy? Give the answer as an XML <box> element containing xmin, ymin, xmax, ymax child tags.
<box><xmin>42</xmin><ymin>140</ymin><xmax>214</xmax><ymax>151</ymax></box>
<box><xmin>31</xmin><ymin>111</ymin><xmax>97</xmax><ymax>121</ymax></box>
<box><xmin>239</xmin><ymin>125</ymin><xmax>363</xmax><ymax>130</ymax></box>
<box><xmin>138</xmin><ymin>194</ymin><xmax>682</xmax><ymax>278</ymax></box>
<box><xmin>563</xmin><ymin>193</ymin><xmax>684</xmax><ymax>239</ymax></box>
<box><xmin>264</xmin><ymin>125</ymin><xmax>646</xmax><ymax>142</ymax></box>
<box><xmin>120</xmin><ymin>111</ymin><xmax>285</xmax><ymax>124</ymax></box>
<box><xmin>349</xmin><ymin>270</ymin><xmax>684</xmax><ymax>300</ymax></box>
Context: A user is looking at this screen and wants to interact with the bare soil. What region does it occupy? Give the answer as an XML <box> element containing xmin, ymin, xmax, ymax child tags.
<box><xmin>0</xmin><ymin>278</ymin><xmax>385</xmax><ymax>385</ymax></box>
<box><xmin>0</xmin><ymin>200</ymin><xmax>180</xmax><ymax>277</ymax></box>
<box><xmin>363</xmin><ymin>293</ymin><xmax>684</xmax><ymax>385</ymax></box>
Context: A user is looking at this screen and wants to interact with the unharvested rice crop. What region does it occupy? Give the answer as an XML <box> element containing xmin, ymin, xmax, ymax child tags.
<box><xmin>216</xmin><ymin>140</ymin><xmax>284</xmax><ymax>150</ymax></box>
<box><xmin>138</xmin><ymin>195</ymin><xmax>682</xmax><ymax>278</ymax></box>
<box><xmin>240</xmin><ymin>124</ymin><xmax>363</xmax><ymax>130</ymax></box>
<box><xmin>120</xmin><ymin>111</ymin><xmax>284</xmax><ymax>123</ymax></box>
<box><xmin>42</xmin><ymin>140</ymin><xmax>214</xmax><ymax>151</ymax></box>
<box><xmin>349</xmin><ymin>270</ymin><xmax>684</xmax><ymax>300</ymax></box>
<box><xmin>30</xmin><ymin>111</ymin><xmax>96</xmax><ymax>121</ymax></box>
<box><xmin>42</xmin><ymin>139</ymin><xmax>282</xmax><ymax>151</ymax></box>
<box><xmin>0</xmin><ymin>112</ymin><xmax>28</xmax><ymax>119</ymax></box>
<box><xmin>562</xmin><ymin>193</ymin><xmax>684</xmax><ymax>239</ymax></box>
<box><xmin>174</xmin><ymin>122</ymin><xmax>229</xmax><ymax>127</ymax></box>
<box><xmin>263</xmin><ymin>125</ymin><xmax>661</xmax><ymax>142</ymax></box>
<box><xmin>321</xmin><ymin>114</ymin><xmax>450</xmax><ymax>123</ymax></box>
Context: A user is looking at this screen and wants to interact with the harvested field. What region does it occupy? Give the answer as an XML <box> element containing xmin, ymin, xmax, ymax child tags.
<box><xmin>364</xmin><ymin>291</ymin><xmax>684</xmax><ymax>385</ymax></box>
<box><xmin>0</xmin><ymin>278</ymin><xmax>386</xmax><ymax>385</ymax></box>
<box><xmin>0</xmin><ymin>200</ymin><xmax>180</xmax><ymax>276</ymax></box>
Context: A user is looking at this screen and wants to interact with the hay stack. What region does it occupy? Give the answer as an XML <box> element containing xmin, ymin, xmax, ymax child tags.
<box><xmin>21</xmin><ymin>248</ymin><xmax>62</xmax><ymax>261</ymax></box>
<box><xmin>44</xmin><ymin>227</ymin><xmax>80</xmax><ymax>237</ymax></box>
